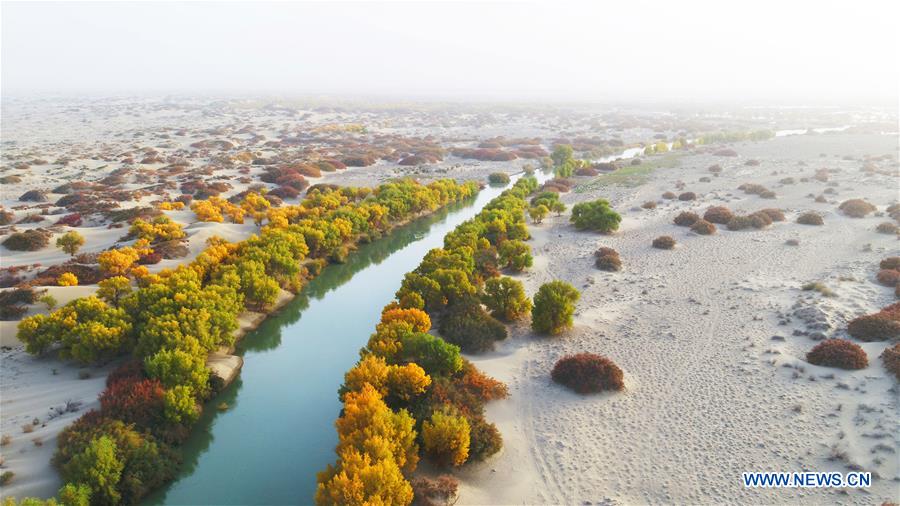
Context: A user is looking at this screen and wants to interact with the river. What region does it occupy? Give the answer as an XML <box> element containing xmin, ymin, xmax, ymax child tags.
<box><xmin>145</xmin><ymin>172</ymin><xmax>551</xmax><ymax>505</ymax></box>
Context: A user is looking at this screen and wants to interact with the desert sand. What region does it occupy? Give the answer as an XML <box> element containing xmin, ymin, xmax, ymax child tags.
<box><xmin>459</xmin><ymin>133</ymin><xmax>899</xmax><ymax>504</ymax></box>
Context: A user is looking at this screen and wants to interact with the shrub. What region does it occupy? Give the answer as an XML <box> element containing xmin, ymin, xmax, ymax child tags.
<box><xmin>0</xmin><ymin>210</ymin><xmax>13</xmax><ymax>226</ymax></box>
<box><xmin>673</xmin><ymin>211</ymin><xmax>700</xmax><ymax>226</ymax></box>
<box><xmin>421</xmin><ymin>409</ymin><xmax>470</xmax><ymax>467</ymax></box>
<box><xmin>595</xmin><ymin>247</ymin><xmax>622</xmax><ymax>271</ymax></box>
<box><xmin>551</xmin><ymin>353</ymin><xmax>625</xmax><ymax>393</ymax></box>
<box><xmin>438</xmin><ymin>300</ymin><xmax>507</xmax><ymax>353</ymax></box>
<box><xmin>806</xmin><ymin>339</ymin><xmax>868</xmax><ymax>370</ymax></box>
<box><xmin>881</xmin><ymin>343</ymin><xmax>900</xmax><ymax>380</ymax></box>
<box><xmin>411</xmin><ymin>475</ymin><xmax>459</xmax><ymax>506</ymax></box>
<box><xmin>759</xmin><ymin>208</ymin><xmax>786</xmax><ymax>222</ymax></box>
<box><xmin>876</xmin><ymin>222</ymin><xmax>898</xmax><ymax>234</ymax></box>
<box><xmin>570</xmin><ymin>199</ymin><xmax>621</xmax><ymax>233</ymax></box>
<box><xmin>466</xmin><ymin>416</ymin><xmax>502</xmax><ymax>462</ymax></box>
<box><xmin>531</xmin><ymin>281</ymin><xmax>580</xmax><ymax>335</ymax></box>
<box><xmin>652</xmin><ymin>235</ymin><xmax>676</xmax><ymax>249</ymax></box>
<box><xmin>482</xmin><ymin>276</ymin><xmax>532</xmax><ymax>322</ymax></box>
<box><xmin>99</xmin><ymin>377</ymin><xmax>166</xmax><ymax>430</ymax></box>
<box><xmin>58</xmin><ymin>272</ymin><xmax>79</xmax><ymax>286</ymax></box>
<box><xmin>56</xmin><ymin>213</ymin><xmax>84</xmax><ymax>227</ymax></box>
<box><xmin>703</xmin><ymin>206</ymin><xmax>733</xmax><ymax>224</ymax></box>
<box><xmin>487</xmin><ymin>172</ymin><xmax>510</xmax><ymax>185</ymax></box>
<box><xmin>847</xmin><ymin>309</ymin><xmax>900</xmax><ymax>342</ymax></box>
<box><xmin>678</xmin><ymin>192</ymin><xmax>696</xmax><ymax>201</ymax></box>
<box><xmin>3</xmin><ymin>229</ymin><xmax>51</xmax><ymax>251</ymax></box>
<box><xmin>759</xmin><ymin>190</ymin><xmax>777</xmax><ymax>199</ymax></box>
<box><xmin>690</xmin><ymin>220</ymin><xmax>716</xmax><ymax>235</ymax></box>
<box><xmin>661</xmin><ymin>191</ymin><xmax>676</xmax><ymax>199</ymax></box>
<box><xmin>641</xmin><ymin>201</ymin><xmax>657</xmax><ymax>209</ymax></box>
<box><xmin>876</xmin><ymin>269</ymin><xmax>900</xmax><ymax>287</ymax></box>
<box><xmin>797</xmin><ymin>212</ymin><xmax>824</xmax><ymax>226</ymax></box>
<box><xmin>880</xmin><ymin>257</ymin><xmax>900</xmax><ymax>270</ymax></box>
<box><xmin>727</xmin><ymin>212</ymin><xmax>771</xmax><ymax>231</ymax></box>
<box><xmin>838</xmin><ymin>199</ymin><xmax>876</xmax><ymax>218</ymax></box>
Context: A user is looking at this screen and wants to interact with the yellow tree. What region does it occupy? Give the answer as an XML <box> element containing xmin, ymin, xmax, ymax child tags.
<box><xmin>98</xmin><ymin>248</ymin><xmax>141</xmax><ymax>277</ymax></box>
<box><xmin>421</xmin><ymin>409</ymin><xmax>470</xmax><ymax>466</ymax></box>
<box><xmin>57</xmin><ymin>272</ymin><xmax>78</xmax><ymax>286</ymax></box>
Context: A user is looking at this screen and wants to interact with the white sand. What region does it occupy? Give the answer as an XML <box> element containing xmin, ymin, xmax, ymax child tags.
<box><xmin>460</xmin><ymin>133</ymin><xmax>899</xmax><ymax>505</ymax></box>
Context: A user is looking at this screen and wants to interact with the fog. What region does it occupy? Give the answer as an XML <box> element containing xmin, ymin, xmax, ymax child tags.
<box><xmin>1</xmin><ymin>0</ymin><xmax>898</xmax><ymax>104</ymax></box>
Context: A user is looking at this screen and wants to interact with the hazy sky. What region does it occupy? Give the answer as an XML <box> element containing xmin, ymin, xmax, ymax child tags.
<box><xmin>2</xmin><ymin>0</ymin><xmax>898</xmax><ymax>103</ymax></box>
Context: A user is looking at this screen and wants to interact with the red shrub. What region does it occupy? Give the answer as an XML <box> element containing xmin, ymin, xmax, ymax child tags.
<box><xmin>652</xmin><ymin>235</ymin><xmax>676</xmax><ymax>249</ymax></box>
<box><xmin>690</xmin><ymin>219</ymin><xmax>716</xmax><ymax>235</ymax></box>
<box><xmin>138</xmin><ymin>252</ymin><xmax>163</xmax><ymax>265</ymax></box>
<box><xmin>881</xmin><ymin>343</ymin><xmax>900</xmax><ymax>380</ymax></box>
<box><xmin>806</xmin><ymin>339</ymin><xmax>868</xmax><ymax>370</ymax></box>
<box><xmin>759</xmin><ymin>208</ymin><xmax>786</xmax><ymax>222</ymax></box>
<box><xmin>797</xmin><ymin>212</ymin><xmax>824</xmax><ymax>226</ymax></box>
<box><xmin>876</xmin><ymin>269</ymin><xmax>900</xmax><ymax>287</ymax></box>
<box><xmin>848</xmin><ymin>307</ymin><xmax>900</xmax><ymax>342</ymax></box>
<box><xmin>56</xmin><ymin>213</ymin><xmax>83</xmax><ymax>227</ymax></box>
<box><xmin>838</xmin><ymin>199</ymin><xmax>876</xmax><ymax>218</ymax></box>
<box><xmin>99</xmin><ymin>377</ymin><xmax>166</xmax><ymax>429</ymax></box>
<box><xmin>703</xmin><ymin>206</ymin><xmax>733</xmax><ymax>224</ymax></box>
<box><xmin>551</xmin><ymin>353</ymin><xmax>625</xmax><ymax>393</ymax></box>
<box><xmin>881</xmin><ymin>257</ymin><xmax>900</xmax><ymax>270</ymax></box>
<box><xmin>661</xmin><ymin>191</ymin><xmax>677</xmax><ymax>200</ymax></box>
<box><xmin>673</xmin><ymin>211</ymin><xmax>700</xmax><ymax>226</ymax></box>
<box><xmin>106</xmin><ymin>360</ymin><xmax>146</xmax><ymax>387</ymax></box>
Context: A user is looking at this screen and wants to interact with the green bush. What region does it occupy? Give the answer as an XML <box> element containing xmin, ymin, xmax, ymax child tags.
<box><xmin>438</xmin><ymin>299</ymin><xmax>507</xmax><ymax>353</ymax></box>
<box><xmin>487</xmin><ymin>172</ymin><xmax>510</xmax><ymax>185</ymax></box>
<box><xmin>531</xmin><ymin>281</ymin><xmax>580</xmax><ymax>335</ymax></box>
<box><xmin>482</xmin><ymin>276</ymin><xmax>532</xmax><ymax>321</ymax></box>
<box><xmin>570</xmin><ymin>200</ymin><xmax>621</xmax><ymax>233</ymax></box>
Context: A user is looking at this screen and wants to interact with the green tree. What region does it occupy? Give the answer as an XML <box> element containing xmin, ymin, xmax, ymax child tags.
<box><xmin>96</xmin><ymin>276</ymin><xmax>132</xmax><ymax>307</ymax></box>
<box><xmin>550</xmin><ymin>144</ymin><xmax>574</xmax><ymax>168</ymax></box>
<box><xmin>62</xmin><ymin>436</ymin><xmax>123</xmax><ymax>506</ymax></box>
<box><xmin>482</xmin><ymin>276</ymin><xmax>532</xmax><ymax>322</ymax></box>
<box><xmin>58</xmin><ymin>483</ymin><xmax>92</xmax><ymax>506</ymax></box>
<box><xmin>399</xmin><ymin>332</ymin><xmax>463</xmax><ymax>377</ymax></box>
<box><xmin>551</xmin><ymin>201</ymin><xmax>567</xmax><ymax>216</ymax></box>
<box><xmin>529</xmin><ymin>205</ymin><xmax>549</xmax><ymax>224</ymax></box>
<box><xmin>163</xmin><ymin>385</ymin><xmax>199</xmax><ymax>424</ymax></box>
<box><xmin>498</xmin><ymin>240</ymin><xmax>533</xmax><ymax>272</ymax></box>
<box><xmin>145</xmin><ymin>348</ymin><xmax>210</xmax><ymax>395</ymax></box>
<box><xmin>56</xmin><ymin>231</ymin><xmax>85</xmax><ymax>257</ymax></box>
<box><xmin>531</xmin><ymin>281</ymin><xmax>580</xmax><ymax>335</ymax></box>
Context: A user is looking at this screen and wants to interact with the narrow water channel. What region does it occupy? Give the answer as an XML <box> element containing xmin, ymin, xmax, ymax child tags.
<box><xmin>145</xmin><ymin>175</ymin><xmax>544</xmax><ymax>505</ymax></box>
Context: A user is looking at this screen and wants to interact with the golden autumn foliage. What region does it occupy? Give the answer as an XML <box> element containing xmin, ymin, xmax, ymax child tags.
<box><xmin>317</xmin><ymin>384</ymin><xmax>418</xmax><ymax>504</ymax></box>
<box><xmin>191</xmin><ymin>196</ymin><xmax>245</xmax><ymax>224</ymax></box>
<box><xmin>157</xmin><ymin>201</ymin><xmax>185</xmax><ymax>211</ymax></box>
<box><xmin>98</xmin><ymin>247</ymin><xmax>141</xmax><ymax>277</ymax></box>
<box><xmin>129</xmin><ymin>216</ymin><xmax>185</xmax><ymax>243</ymax></box>
<box><xmin>57</xmin><ymin>272</ymin><xmax>78</xmax><ymax>286</ymax></box>
<box><xmin>335</xmin><ymin>384</ymin><xmax>418</xmax><ymax>473</ymax></box>
<box><xmin>342</xmin><ymin>355</ymin><xmax>431</xmax><ymax>401</ymax></box>
<box><xmin>421</xmin><ymin>409</ymin><xmax>470</xmax><ymax>467</ymax></box>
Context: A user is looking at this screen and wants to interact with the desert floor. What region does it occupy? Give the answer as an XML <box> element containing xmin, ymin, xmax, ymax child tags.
<box><xmin>459</xmin><ymin>133</ymin><xmax>899</xmax><ymax>505</ymax></box>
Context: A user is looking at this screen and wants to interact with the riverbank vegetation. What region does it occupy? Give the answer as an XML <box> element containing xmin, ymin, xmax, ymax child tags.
<box><xmin>316</xmin><ymin>176</ymin><xmax>539</xmax><ymax>504</ymax></box>
<box><xmin>12</xmin><ymin>179</ymin><xmax>478</xmax><ymax>505</ymax></box>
